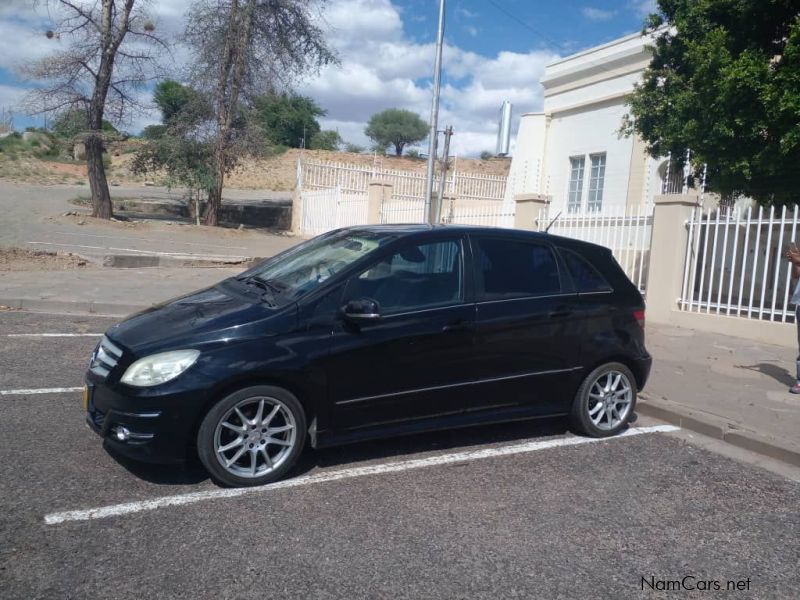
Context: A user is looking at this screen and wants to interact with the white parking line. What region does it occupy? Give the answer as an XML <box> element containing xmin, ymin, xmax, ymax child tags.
<box><xmin>6</xmin><ymin>333</ymin><xmax>102</xmax><ymax>338</ymax></box>
<box><xmin>44</xmin><ymin>424</ymin><xmax>679</xmax><ymax>525</ymax></box>
<box><xmin>1</xmin><ymin>387</ymin><xmax>83</xmax><ymax>396</ymax></box>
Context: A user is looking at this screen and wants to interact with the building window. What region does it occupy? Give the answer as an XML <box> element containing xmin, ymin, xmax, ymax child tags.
<box><xmin>587</xmin><ymin>153</ymin><xmax>606</xmax><ymax>212</ymax></box>
<box><xmin>567</xmin><ymin>156</ymin><xmax>585</xmax><ymax>213</ymax></box>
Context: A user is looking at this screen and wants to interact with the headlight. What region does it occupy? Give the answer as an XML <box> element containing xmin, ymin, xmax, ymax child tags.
<box><xmin>120</xmin><ymin>350</ymin><xmax>200</xmax><ymax>387</ymax></box>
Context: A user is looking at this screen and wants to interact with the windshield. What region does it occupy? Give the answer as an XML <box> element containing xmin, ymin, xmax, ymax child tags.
<box><xmin>239</xmin><ymin>230</ymin><xmax>392</xmax><ymax>305</ymax></box>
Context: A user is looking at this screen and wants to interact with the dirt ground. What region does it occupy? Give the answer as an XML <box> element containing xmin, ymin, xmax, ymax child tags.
<box><xmin>0</xmin><ymin>247</ymin><xmax>93</xmax><ymax>271</ymax></box>
<box><xmin>1</xmin><ymin>146</ymin><xmax>511</xmax><ymax>190</ymax></box>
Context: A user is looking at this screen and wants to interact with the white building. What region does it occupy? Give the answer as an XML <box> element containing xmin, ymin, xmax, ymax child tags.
<box><xmin>506</xmin><ymin>31</ymin><xmax>679</xmax><ymax>215</ymax></box>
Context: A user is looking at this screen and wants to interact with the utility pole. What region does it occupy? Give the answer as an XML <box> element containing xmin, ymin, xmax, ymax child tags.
<box><xmin>424</xmin><ymin>0</ymin><xmax>446</xmax><ymax>224</ymax></box>
<box><xmin>435</xmin><ymin>126</ymin><xmax>454</xmax><ymax>224</ymax></box>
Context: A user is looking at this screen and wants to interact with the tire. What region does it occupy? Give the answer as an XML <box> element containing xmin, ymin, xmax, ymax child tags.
<box><xmin>197</xmin><ymin>385</ymin><xmax>307</xmax><ymax>487</ymax></box>
<box><xmin>569</xmin><ymin>362</ymin><xmax>637</xmax><ymax>438</ymax></box>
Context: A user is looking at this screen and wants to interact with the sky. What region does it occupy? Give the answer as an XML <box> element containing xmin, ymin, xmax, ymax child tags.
<box><xmin>0</xmin><ymin>0</ymin><xmax>657</xmax><ymax>157</ymax></box>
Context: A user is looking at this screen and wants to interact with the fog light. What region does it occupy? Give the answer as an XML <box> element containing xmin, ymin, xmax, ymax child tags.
<box><xmin>113</xmin><ymin>426</ymin><xmax>130</xmax><ymax>442</ymax></box>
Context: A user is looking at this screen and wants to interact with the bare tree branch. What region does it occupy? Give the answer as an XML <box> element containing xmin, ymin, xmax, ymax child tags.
<box><xmin>22</xmin><ymin>0</ymin><xmax>169</xmax><ymax>220</ymax></box>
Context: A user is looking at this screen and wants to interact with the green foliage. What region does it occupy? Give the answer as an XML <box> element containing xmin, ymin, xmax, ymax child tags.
<box><xmin>153</xmin><ymin>80</ymin><xmax>196</xmax><ymax>123</ymax></box>
<box><xmin>309</xmin><ymin>129</ymin><xmax>342</xmax><ymax>151</ymax></box>
<box><xmin>51</xmin><ymin>108</ymin><xmax>119</xmax><ymax>139</ymax></box>
<box><xmin>253</xmin><ymin>93</ymin><xmax>325</xmax><ymax>148</ymax></box>
<box><xmin>480</xmin><ymin>150</ymin><xmax>493</xmax><ymax>161</ymax></box>
<box><xmin>133</xmin><ymin>84</ymin><xmax>217</xmax><ymax>201</ymax></box>
<box><xmin>344</xmin><ymin>142</ymin><xmax>365</xmax><ymax>154</ymax></box>
<box><xmin>623</xmin><ymin>0</ymin><xmax>800</xmax><ymax>204</ymax></box>
<box><xmin>405</xmin><ymin>149</ymin><xmax>421</xmax><ymax>159</ymax></box>
<box><xmin>365</xmin><ymin>109</ymin><xmax>428</xmax><ymax>156</ymax></box>
<box><xmin>141</xmin><ymin>124</ymin><xmax>168</xmax><ymax>140</ymax></box>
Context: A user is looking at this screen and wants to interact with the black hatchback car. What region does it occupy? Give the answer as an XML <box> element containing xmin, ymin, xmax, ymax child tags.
<box><xmin>85</xmin><ymin>225</ymin><xmax>651</xmax><ymax>487</ymax></box>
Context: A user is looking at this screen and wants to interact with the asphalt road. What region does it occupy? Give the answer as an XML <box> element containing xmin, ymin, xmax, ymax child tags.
<box><xmin>1</xmin><ymin>311</ymin><xmax>799</xmax><ymax>599</ymax></box>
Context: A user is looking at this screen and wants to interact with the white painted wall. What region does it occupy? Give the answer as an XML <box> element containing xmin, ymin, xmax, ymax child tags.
<box><xmin>507</xmin><ymin>31</ymin><xmax>666</xmax><ymax>215</ymax></box>
<box><xmin>505</xmin><ymin>113</ymin><xmax>547</xmax><ymax>202</ymax></box>
<box><xmin>545</xmin><ymin>98</ymin><xmax>634</xmax><ymax>214</ymax></box>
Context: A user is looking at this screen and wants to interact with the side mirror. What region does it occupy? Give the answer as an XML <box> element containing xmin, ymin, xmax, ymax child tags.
<box><xmin>342</xmin><ymin>298</ymin><xmax>381</xmax><ymax>322</ymax></box>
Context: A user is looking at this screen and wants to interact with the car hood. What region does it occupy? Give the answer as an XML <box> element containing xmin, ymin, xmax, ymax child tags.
<box><xmin>105</xmin><ymin>282</ymin><xmax>290</xmax><ymax>355</ymax></box>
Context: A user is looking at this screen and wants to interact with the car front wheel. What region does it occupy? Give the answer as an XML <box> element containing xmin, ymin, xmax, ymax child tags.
<box><xmin>197</xmin><ymin>385</ymin><xmax>307</xmax><ymax>487</ymax></box>
<box><xmin>570</xmin><ymin>362</ymin><xmax>636</xmax><ymax>438</ymax></box>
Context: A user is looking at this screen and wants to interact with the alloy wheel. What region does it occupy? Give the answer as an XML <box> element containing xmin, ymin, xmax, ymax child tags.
<box><xmin>586</xmin><ymin>370</ymin><xmax>633</xmax><ymax>431</ymax></box>
<box><xmin>213</xmin><ymin>396</ymin><xmax>297</xmax><ymax>478</ymax></box>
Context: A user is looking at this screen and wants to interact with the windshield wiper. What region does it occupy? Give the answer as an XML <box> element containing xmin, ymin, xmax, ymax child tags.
<box><xmin>241</xmin><ymin>277</ymin><xmax>280</xmax><ymax>307</ymax></box>
<box><xmin>251</xmin><ymin>276</ymin><xmax>287</xmax><ymax>294</ymax></box>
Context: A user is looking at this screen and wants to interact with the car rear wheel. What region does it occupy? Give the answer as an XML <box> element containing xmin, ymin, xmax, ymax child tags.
<box><xmin>570</xmin><ymin>362</ymin><xmax>636</xmax><ymax>438</ymax></box>
<box><xmin>197</xmin><ymin>385</ymin><xmax>307</xmax><ymax>487</ymax></box>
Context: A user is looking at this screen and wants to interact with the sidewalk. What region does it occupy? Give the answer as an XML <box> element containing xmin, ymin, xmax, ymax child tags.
<box><xmin>643</xmin><ymin>323</ymin><xmax>800</xmax><ymax>464</ymax></box>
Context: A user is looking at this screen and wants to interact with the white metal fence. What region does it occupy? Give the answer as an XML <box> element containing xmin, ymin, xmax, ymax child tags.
<box><xmin>298</xmin><ymin>158</ymin><xmax>512</xmax><ymax>234</ymax></box>
<box><xmin>538</xmin><ymin>205</ymin><xmax>653</xmax><ymax>293</ymax></box>
<box><xmin>680</xmin><ymin>204</ymin><xmax>800</xmax><ymax>322</ymax></box>
<box><xmin>300</xmin><ymin>187</ymin><xmax>368</xmax><ymax>236</ymax></box>
<box><xmin>300</xmin><ymin>159</ymin><xmax>508</xmax><ymax>203</ymax></box>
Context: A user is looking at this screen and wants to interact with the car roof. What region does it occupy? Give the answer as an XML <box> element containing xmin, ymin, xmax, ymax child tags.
<box><xmin>342</xmin><ymin>224</ymin><xmax>611</xmax><ymax>254</ymax></box>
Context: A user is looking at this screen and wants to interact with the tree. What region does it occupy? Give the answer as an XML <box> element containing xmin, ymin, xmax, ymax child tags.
<box><xmin>622</xmin><ymin>0</ymin><xmax>800</xmax><ymax>204</ymax></box>
<box><xmin>344</xmin><ymin>142</ymin><xmax>365</xmax><ymax>154</ymax></box>
<box><xmin>253</xmin><ymin>93</ymin><xmax>325</xmax><ymax>148</ymax></box>
<box><xmin>184</xmin><ymin>0</ymin><xmax>335</xmax><ymax>225</ymax></box>
<box><xmin>23</xmin><ymin>1</ymin><xmax>166</xmax><ymax>219</ymax></box>
<box><xmin>51</xmin><ymin>108</ymin><xmax>118</xmax><ymax>140</ymax></box>
<box><xmin>153</xmin><ymin>80</ymin><xmax>197</xmax><ymax>124</ymax></box>
<box><xmin>365</xmin><ymin>109</ymin><xmax>428</xmax><ymax>156</ymax></box>
<box><xmin>309</xmin><ymin>129</ymin><xmax>342</xmax><ymax>151</ymax></box>
<box><xmin>133</xmin><ymin>86</ymin><xmax>216</xmax><ymax>221</ymax></box>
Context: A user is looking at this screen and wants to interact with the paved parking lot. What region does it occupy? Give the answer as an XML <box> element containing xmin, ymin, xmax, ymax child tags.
<box><xmin>1</xmin><ymin>311</ymin><xmax>799</xmax><ymax>599</ymax></box>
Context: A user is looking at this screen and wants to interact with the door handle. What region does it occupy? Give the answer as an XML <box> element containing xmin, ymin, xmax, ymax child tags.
<box><xmin>442</xmin><ymin>321</ymin><xmax>474</xmax><ymax>333</ymax></box>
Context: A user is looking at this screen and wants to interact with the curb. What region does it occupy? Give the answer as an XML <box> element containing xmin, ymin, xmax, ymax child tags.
<box><xmin>637</xmin><ymin>396</ymin><xmax>800</xmax><ymax>468</ymax></box>
<box><xmin>0</xmin><ymin>297</ymin><xmax>148</xmax><ymax>317</ymax></box>
<box><xmin>101</xmin><ymin>254</ymin><xmax>254</xmax><ymax>268</ymax></box>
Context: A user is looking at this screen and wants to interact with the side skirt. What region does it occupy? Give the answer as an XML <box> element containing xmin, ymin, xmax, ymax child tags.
<box><xmin>310</xmin><ymin>405</ymin><xmax>570</xmax><ymax>449</ymax></box>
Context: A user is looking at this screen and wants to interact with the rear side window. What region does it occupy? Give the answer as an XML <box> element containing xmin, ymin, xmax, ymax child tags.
<box><xmin>562</xmin><ymin>249</ymin><xmax>612</xmax><ymax>293</ymax></box>
<box><xmin>474</xmin><ymin>238</ymin><xmax>561</xmax><ymax>300</ymax></box>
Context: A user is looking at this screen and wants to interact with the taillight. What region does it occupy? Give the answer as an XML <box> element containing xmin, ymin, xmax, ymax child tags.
<box><xmin>633</xmin><ymin>309</ymin><xmax>645</xmax><ymax>330</ymax></box>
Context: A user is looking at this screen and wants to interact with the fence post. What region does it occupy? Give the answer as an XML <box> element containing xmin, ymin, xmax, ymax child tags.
<box><xmin>368</xmin><ymin>181</ymin><xmax>393</xmax><ymax>224</ymax></box>
<box><xmin>290</xmin><ymin>187</ymin><xmax>303</xmax><ymax>235</ymax></box>
<box><xmin>646</xmin><ymin>193</ymin><xmax>699</xmax><ymax>323</ymax></box>
<box><xmin>514</xmin><ymin>193</ymin><xmax>549</xmax><ymax>231</ymax></box>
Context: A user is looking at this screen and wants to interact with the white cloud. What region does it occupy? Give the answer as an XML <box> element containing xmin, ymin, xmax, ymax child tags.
<box><xmin>628</xmin><ymin>0</ymin><xmax>658</xmax><ymax>18</ymax></box>
<box><xmin>1</xmin><ymin>0</ymin><xmax>560</xmax><ymax>157</ymax></box>
<box><xmin>302</xmin><ymin>0</ymin><xmax>559</xmax><ymax>156</ymax></box>
<box><xmin>581</xmin><ymin>7</ymin><xmax>617</xmax><ymax>22</ymax></box>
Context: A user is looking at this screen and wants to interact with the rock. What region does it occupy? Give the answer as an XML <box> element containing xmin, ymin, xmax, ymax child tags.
<box><xmin>110</xmin><ymin>180</ymin><xmax>121</xmax><ymax>186</ymax></box>
<box><xmin>144</xmin><ymin>181</ymin><xmax>155</xmax><ymax>187</ymax></box>
<box><xmin>77</xmin><ymin>220</ymin><xmax>86</xmax><ymax>226</ymax></box>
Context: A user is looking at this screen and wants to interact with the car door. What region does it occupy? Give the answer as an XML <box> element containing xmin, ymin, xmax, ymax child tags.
<box><xmin>326</xmin><ymin>235</ymin><xmax>477</xmax><ymax>431</ymax></box>
<box><xmin>467</xmin><ymin>234</ymin><xmax>582</xmax><ymax>416</ymax></box>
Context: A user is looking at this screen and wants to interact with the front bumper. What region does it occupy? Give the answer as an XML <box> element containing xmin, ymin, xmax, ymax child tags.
<box><xmin>85</xmin><ymin>372</ymin><xmax>214</xmax><ymax>464</ymax></box>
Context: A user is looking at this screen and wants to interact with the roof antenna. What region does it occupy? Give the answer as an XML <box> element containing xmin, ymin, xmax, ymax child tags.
<box><xmin>544</xmin><ymin>211</ymin><xmax>562</xmax><ymax>233</ymax></box>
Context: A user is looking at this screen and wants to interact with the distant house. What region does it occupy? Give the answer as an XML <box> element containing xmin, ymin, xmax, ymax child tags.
<box><xmin>506</xmin><ymin>31</ymin><xmax>681</xmax><ymax>215</ymax></box>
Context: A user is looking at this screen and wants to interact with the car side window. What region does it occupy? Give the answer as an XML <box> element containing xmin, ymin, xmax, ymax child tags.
<box><xmin>561</xmin><ymin>249</ymin><xmax>612</xmax><ymax>293</ymax></box>
<box><xmin>474</xmin><ymin>238</ymin><xmax>561</xmax><ymax>300</ymax></box>
<box><xmin>348</xmin><ymin>239</ymin><xmax>463</xmax><ymax>314</ymax></box>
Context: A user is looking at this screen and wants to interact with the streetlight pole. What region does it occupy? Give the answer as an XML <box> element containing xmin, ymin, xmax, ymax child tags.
<box><xmin>424</xmin><ymin>0</ymin><xmax>446</xmax><ymax>224</ymax></box>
